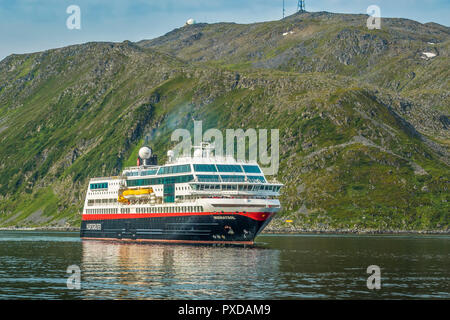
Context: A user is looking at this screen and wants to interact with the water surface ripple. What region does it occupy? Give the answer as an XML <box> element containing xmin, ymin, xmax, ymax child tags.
<box><xmin>0</xmin><ymin>231</ymin><xmax>448</xmax><ymax>299</ymax></box>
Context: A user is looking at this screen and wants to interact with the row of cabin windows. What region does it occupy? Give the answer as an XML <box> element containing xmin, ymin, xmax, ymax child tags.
<box><xmin>157</xmin><ymin>164</ymin><xmax>191</xmax><ymax>175</ymax></box>
<box><xmin>125</xmin><ymin>165</ymin><xmax>190</xmax><ymax>176</ymax></box>
<box><xmin>124</xmin><ymin>164</ymin><xmax>262</xmax><ymax>177</ymax></box>
<box><xmin>194</xmin><ymin>164</ymin><xmax>261</xmax><ymax>174</ymax></box>
<box><xmin>127</xmin><ymin>175</ymin><xmax>194</xmax><ymax>187</ymax></box>
<box><xmin>90</xmin><ymin>182</ymin><xmax>108</xmax><ymax>190</ymax></box>
<box><xmin>127</xmin><ymin>174</ymin><xmax>265</xmax><ymax>187</ymax></box>
<box><xmin>262</xmin><ymin>185</ymin><xmax>281</xmax><ymax>191</ymax></box>
<box><xmin>193</xmin><ymin>164</ymin><xmax>216</xmax><ymax>172</ymax></box>
<box><xmin>86</xmin><ymin>208</ymin><xmax>118</xmax><ymax>214</ymax></box>
<box><xmin>242</xmin><ymin>165</ymin><xmax>261</xmax><ymax>173</ymax></box>
<box><xmin>197</xmin><ymin>175</ymin><xmax>221</xmax><ymax>182</ymax></box>
<box><xmin>192</xmin><ymin>184</ymin><xmax>281</xmax><ymax>192</ymax></box>
<box><xmin>247</xmin><ymin>176</ymin><xmax>266</xmax><ymax>183</ymax></box>
<box><xmin>86</xmin><ymin>206</ymin><xmax>204</xmax><ymax>214</ymax></box>
<box><xmin>217</xmin><ymin>164</ymin><xmax>242</xmax><ymax>172</ymax></box>
<box><xmin>221</xmin><ymin>175</ymin><xmax>246</xmax><ymax>182</ymax></box>
<box><xmin>196</xmin><ymin>175</ymin><xmax>265</xmax><ymax>183</ymax></box>
<box><xmin>87</xmin><ymin>199</ymin><xmax>116</xmax><ymax>206</ymax></box>
<box><xmin>136</xmin><ymin>206</ymin><xmax>203</xmax><ymax>213</ymax></box>
<box><xmin>142</xmin><ymin>169</ymin><xmax>158</xmax><ymax>175</ymax></box>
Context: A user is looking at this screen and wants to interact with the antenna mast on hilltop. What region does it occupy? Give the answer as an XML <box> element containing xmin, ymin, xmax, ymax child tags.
<box><xmin>282</xmin><ymin>0</ymin><xmax>285</xmax><ymax>18</ymax></box>
<box><xmin>297</xmin><ymin>0</ymin><xmax>306</xmax><ymax>12</ymax></box>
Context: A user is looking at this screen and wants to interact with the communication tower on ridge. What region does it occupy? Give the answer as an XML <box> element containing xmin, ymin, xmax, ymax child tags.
<box><xmin>297</xmin><ymin>0</ymin><xmax>306</xmax><ymax>13</ymax></box>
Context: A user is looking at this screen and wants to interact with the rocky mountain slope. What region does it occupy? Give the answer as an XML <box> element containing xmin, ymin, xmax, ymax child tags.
<box><xmin>0</xmin><ymin>12</ymin><xmax>448</xmax><ymax>231</ymax></box>
<box><xmin>139</xmin><ymin>11</ymin><xmax>450</xmax><ymax>141</ymax></box>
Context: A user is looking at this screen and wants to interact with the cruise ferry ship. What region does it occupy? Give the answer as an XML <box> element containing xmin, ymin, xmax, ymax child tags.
<box><xmin>80</xmin><ymin>143</ymin><xmax>283</xmax><ymax>245</ymax></box>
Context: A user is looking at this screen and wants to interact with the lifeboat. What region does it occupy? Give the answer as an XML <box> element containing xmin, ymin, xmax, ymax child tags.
<box><xmin>118</xmin><ymin>187</ymin><xmax>154</xmax><ymax>203</ymax></box>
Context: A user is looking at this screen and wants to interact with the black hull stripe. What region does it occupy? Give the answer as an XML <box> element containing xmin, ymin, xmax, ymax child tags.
<box><xmin>81</xmin><ymin>237</ymin><xmax>254</xmax><ymax>245</ymax></box>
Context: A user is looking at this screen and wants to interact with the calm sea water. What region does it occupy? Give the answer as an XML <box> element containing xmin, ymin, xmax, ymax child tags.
<box><xmin>0</xmin><ymin>231</ymin><xmax>448</xmax><ymax>299</ymax></box>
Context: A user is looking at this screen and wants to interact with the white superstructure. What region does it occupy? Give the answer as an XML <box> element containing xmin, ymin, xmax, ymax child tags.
<box><xmin>82</xmin><ymin>143</ymin><xmax>283</xmax><ymax>217</ymax></box>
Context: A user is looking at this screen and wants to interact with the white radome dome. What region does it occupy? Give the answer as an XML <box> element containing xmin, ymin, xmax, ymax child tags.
<box><xmin>167</xmin><ymin>150</ymin><xmax>175</xmax><ymax>158</ymax></box>
<box><xmin>139</xmin><ymin>146</ymin><xmax>152</xmax><ymax>159</ymax></box>
<box><xmin>186</xmin><ymin>18</ymin><xmax>195</xmax><ymax>25</ymax></box>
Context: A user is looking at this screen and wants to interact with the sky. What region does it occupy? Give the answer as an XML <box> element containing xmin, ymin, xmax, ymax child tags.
<box><xmin>0</xmin><ymin>0</ymin><xmax>449</xmax><ymax>61</ymax></box>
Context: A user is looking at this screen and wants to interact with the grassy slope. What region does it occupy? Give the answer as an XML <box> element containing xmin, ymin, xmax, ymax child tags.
<box><xmin>140</xmin><ymin>11</ymin><xmax>450</xmax><ymax>140</ymax></box>
<box><xmin>0</xmin><ymin>13</ymin><xmax>448</xmax><ymax>231</ymax></box>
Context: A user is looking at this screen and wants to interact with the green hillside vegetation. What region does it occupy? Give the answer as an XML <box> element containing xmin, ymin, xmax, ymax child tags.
<box><xmin>0</xmin><ymin>12</ymin><xmax>448</xmax><ymax>232</ymax></box>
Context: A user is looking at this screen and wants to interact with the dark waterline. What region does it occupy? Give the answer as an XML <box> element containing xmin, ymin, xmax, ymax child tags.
<box><xmin>0</xmin><ymin>231</ymin><xmax>448</xmax><ymax>299</ymax></box>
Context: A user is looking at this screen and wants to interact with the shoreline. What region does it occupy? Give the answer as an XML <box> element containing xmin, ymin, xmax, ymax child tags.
<box><xmin>262</xmin><ymin>229</ymin><xmax>450</xmax><ymax>235</ymax></box>
<box><xmin>0</xmin><ymin>227</ymin><xmax>80</xmax><ymax>232</ymax></box>
<box><xmin>0</xmin><ymin>226</ymin><xmax>448</xmax><ymax>235</ymax></box>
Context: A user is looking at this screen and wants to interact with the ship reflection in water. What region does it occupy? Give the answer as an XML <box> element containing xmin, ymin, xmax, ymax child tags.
<box><xmin>80</xmin><ymin>240</ymin><xmax>280</xmax><ymax>299</ymax></box>
<box><xmin>0</xmin><ymin>232</ymin><xmax>448</xmax><ymax>299</ymax></box>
